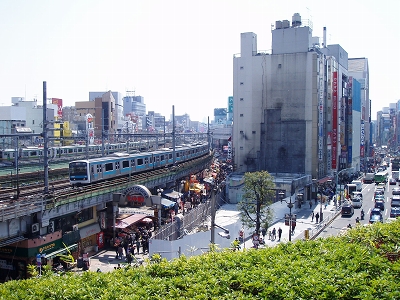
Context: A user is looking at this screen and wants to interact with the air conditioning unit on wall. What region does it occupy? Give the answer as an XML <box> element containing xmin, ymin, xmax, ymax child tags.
<box><xmin>32</xmin><ymin>223</ymin><xmax>39</xmax><ymax>233</ymax></box>
<box><xmin>47</xmin><ymin>221</ymin><xmax>55</xmax><ymax>233</ymax></box>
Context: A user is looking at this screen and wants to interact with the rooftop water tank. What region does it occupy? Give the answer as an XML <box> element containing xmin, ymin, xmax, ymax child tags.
<box><xmin>292</xmin><ymin>13</ymin><xmax>302</xmax><ymax>27</ymax></box>
<box><xmin>275</xmin><ymin>20</ymin><xmax>282</xmax><ymax>29</ymax></box>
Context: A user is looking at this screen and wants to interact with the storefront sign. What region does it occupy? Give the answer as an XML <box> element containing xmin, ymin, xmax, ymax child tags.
<box><xmin>79</xmin><ymin>223</ymin><xmax>101</xmax><ymax>239</ymax></box>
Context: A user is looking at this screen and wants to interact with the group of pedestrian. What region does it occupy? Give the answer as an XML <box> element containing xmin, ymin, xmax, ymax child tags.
<box><xmin>261</xmin><ymin>227</ymin><xmax>283</xmax><ymax>242</ymax></box>
<box><xmin>311</xmin><ymin>211</ymin><xmax>320</xmax><ymax>223</ymax></box>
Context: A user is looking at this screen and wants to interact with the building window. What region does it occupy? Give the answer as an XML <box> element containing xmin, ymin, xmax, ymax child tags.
<box><xmin>240</xmin><ymin>131</ymin><xmax>243</xmax><ymax>134</ymax></box>
<box><xmin>252</xmin><ymin>131</ymin><xmax>256</xmax><ymax>134</ymax></box>
<box><xmin>32</xmin><ymin>120</ymin><xmax>35</xmax><ymax>125</ymax></box>
<box><xmin>240</xmin><ymin>82</ymin><xmax>244</xmax><ymax>85</ymax></box>
<box><xmin>240</xmin><ymin>114</ymin><xmax>243</xmax><ymax>117</ymax></box>
<box><xmin>240</xmin><ymin>66</ymin><xmax>244</xmax><ymax>70</ymax></box>
<box><xmin>240</xmin><ymin>98</ymin><xmax>244</xmax><ymax>101</ymax></box>
<box><xmin>240</xmin><ymin>147</ymin><xmax>243</xmax><ymax>150</ymax></box>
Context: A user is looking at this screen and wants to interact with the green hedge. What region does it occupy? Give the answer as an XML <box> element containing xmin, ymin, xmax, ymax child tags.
<box><xmin>1</xmin><ymin>220</ymin><xmax>400</xmax><ymax>300</ymax></box>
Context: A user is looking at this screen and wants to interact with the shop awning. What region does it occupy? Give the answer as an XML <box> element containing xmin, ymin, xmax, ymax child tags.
<box><xmin>163</xmin><ymin>190</ymin><xmax>182</xmax><ymax>200</ymax></box>
<box><xmin>45</xmin><ymin>243</ymin><xmax>78</xmax><ymax>259</ymax></box>
<box><xmin>0</xmin><ymin>236</ymin><xmax>27</xmax><ymax>248</ymax></box>
<box><xmin>115</xmin><ymin>214</ymin><xmax>148</xmax><ymax>229</ymax></box>
<box><xmin>161</xmin><ymin>198</ymin><xmax>176</xmax><ymax>209</ymax></box>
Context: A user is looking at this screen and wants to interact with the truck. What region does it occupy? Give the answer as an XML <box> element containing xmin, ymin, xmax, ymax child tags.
<box><xmin>345</xmin><ymin>183</ymin><xmax>357</xmax><ymax>200</ymax></box>
<box><xmin>363</xmin><ymin>173</ymin><xmax>375</xmax><ymax>184</ymax></box>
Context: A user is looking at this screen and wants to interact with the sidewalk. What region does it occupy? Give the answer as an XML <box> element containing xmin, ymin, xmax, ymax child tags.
<box><xmin>243</xmin><ymin>198</ymin><xmax>340</xmax><ymax>249</ymax></box>
<box><xmin>73</xmin><ymin>248</ymin><xmax>149</xmax><ymax>273</ymax></box>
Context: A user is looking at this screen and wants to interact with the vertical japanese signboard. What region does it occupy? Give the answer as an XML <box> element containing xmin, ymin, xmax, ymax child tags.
<box><xmin>332</xmin><ymin>72</ymin><xmax>338</xmax><ymax>169</ymax></box>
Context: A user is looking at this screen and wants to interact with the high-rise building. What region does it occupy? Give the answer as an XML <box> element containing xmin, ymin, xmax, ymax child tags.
<box><xmin>233</xmin><ymin>13</ymin><xmax>364</xmax><ymax>179</ymax></box>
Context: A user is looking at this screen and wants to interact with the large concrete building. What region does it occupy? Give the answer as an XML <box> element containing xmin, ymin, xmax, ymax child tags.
<box><xmin>232</xmin><ymin>13</ymin><xmax>365</xmax><ymax>179</ymax></box>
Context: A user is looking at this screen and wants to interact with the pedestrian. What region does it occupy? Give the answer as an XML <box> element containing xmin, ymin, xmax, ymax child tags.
<box><xmin>118</xmin><ymin>245</ymin><xmax>124</xmax><ymax>260</ymax></box>
<box><xmin>277</xmin><ymin>227</ymin><xmax>282</xmax><ymax>241</ymax></box>
<box><xmin>315</xmin><ymin>212</ymin><xmax>320</xmax><ymax>223</ymax></box>
<box><xmin>272</xmin><ymin>228</ymin><xmax>276</xmax><ymax>241</ymax></box>
<box><xmin>311</xmin><ymin>212</ymin><xmax>314</xmax><ymax>222</ymax></box>
<box><xmin>126</xmin><ymin>252</ymin><xmax>132</xmax><ymax>265</ymax></box>
<box><xmin>136</xmin><ymin>239</ymin><xmax>141</xmax><ymax>255</ymax></box>
<box><xmin>309</xmin><ymin>200</ymin><xmax>312</xmax><ymax>209</ymax></box>
<box><xmin>291</xmin><ymin>223</ymin><xmax>296</xmax><ymax>234</ymax></box>
<box><xmin>261</xmin><ymin>228</ymin><xmax>266</xmax><ymax>239</ymax></box>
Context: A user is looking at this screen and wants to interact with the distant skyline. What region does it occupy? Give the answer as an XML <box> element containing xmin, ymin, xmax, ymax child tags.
<box><xmin>0</xmin><ymin>0</ymin><xmax>398</xmax><ymax>122</ymax></box>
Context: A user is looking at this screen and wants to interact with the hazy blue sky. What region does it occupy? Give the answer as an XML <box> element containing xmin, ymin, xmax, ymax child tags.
<box><xmin>0</xmin><ymin>0</ymin><xmax>397</xmax><ymax>122</ymax></box>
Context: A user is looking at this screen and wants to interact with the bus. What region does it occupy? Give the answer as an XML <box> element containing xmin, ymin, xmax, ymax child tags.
<box><xmin>374</xmin><ymin>171</ymin><xmax>388</xmax><ymax>184</ymax></box>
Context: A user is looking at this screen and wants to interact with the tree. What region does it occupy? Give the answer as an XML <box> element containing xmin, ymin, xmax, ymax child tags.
<box><xmin>238</xmin><ymin>171</ymin><xmax>277</xmax><ymax>234</ymax></box>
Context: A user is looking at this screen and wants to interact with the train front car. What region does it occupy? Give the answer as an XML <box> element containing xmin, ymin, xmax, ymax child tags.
<box><xmin>69</xmin><ymin>160</ymin><xmax>90</xmax><ymax>185</ymax></box>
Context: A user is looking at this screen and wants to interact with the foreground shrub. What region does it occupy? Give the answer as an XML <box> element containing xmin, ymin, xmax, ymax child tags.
<box><xmin>0</xmin><ymin>220</ymin><xmax>399</xmax><ymax>299</ymax></box>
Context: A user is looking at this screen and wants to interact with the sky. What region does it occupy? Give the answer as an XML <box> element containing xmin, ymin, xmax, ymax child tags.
<box><xmin>0</xmin><ymin>0</ymin><xmax>398</xmax><ymax>123</ymax></box>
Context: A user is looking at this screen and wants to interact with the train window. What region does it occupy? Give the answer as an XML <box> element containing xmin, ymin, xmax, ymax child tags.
<box><xmin>105</xmin><ymin>163</ymin><xmax>113</xmax><ymax>171</ymax></box>
<box><xmin>160</xmin><ymin>155</ymin><xmax>165</xmax><ymax>161</ymax></box>
<box><xmin>176</xmin><ymin>152</ymin><xmax>180</xmax><ymax>158</ymax></box>
<box><xmin>116</xmin><ymin>162</ymin><xmax>120</xmax><ymax>170</ymax></box>
<box><xmin>144</xmin><ymin>157</ymin><xmax>149</xmax><ymax>164</ymax></box>
<box><xmin>168</xmin><ymin>154</ymin><xmax>172</xmax><ymax>159</ymax></box>
<box><xmin>137</xmin><ymin>158</ymin><xmax>143</xmax><ymax>166</ymax></box>
<box><xmin>130</xmin><ymin>159</ymin><xmax>135</xmax><ymax>167</ymax></box>
<box><xmin>122</xmin><ymin>160</ymin><xmax>129</xmax><ymax>168</ymax></box>
<box><xmin>97</xmin><ymin>165</ymin><xmax>102</xmax><ymax>173</ymax></box>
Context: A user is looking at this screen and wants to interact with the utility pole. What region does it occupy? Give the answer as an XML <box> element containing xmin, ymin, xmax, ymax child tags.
<box><xmin>172</xmin><ymin>105</ymin><xmax>176</xmax><ymax>165</ymax></box>
<box><xmin>43</xmin><ymin>81</ymin><xmax>49</xmax><ymax>194</ymax></box>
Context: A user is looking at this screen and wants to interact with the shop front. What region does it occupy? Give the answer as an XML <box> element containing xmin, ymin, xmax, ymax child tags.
<box><xmin>78</xmin><ymin>222</ymin><xmax>102</xmax><ymax>253</ymax></box>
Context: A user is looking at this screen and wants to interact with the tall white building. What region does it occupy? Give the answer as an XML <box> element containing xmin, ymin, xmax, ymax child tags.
<box><xmin>233</xmin><ymin>13</ymin><xmax>363</xmax><ymax>179</ymax></box>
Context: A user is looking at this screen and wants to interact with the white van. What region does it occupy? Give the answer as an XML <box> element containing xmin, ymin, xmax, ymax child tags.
<box><xmin>351</xmin><ymin>180</ymin><xmax>362</xmax><ymax>192</ymax></box>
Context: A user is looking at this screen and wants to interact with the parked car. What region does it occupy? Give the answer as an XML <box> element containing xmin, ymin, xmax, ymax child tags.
<box><xmin>390</xmin><ymin>207</ymin><xmax>400</xmax><ymax>218</ymax></box>
<box><xmin>369</xmin><ymin>214</ymin><xmax>383</xmax><ymax>224</ymax></box>
<box><xmin>375</xmin><ymin>200</ymin><xmax>385</xmax><ymax>211</ymax></box>
<box><xmin>341</xmin><ymin>204</ymin><xmax>354</xmax><ymax>217</ymax></box>
<box><xmin>389</xmin><ymin>177</ymin><xmax>397</xmax><ymax>185</ymax></box>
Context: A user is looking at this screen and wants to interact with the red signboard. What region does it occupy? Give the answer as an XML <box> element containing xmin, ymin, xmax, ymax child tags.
<box><xmin>52</xmin><ymin>98</ymin><xmax>63</xmax><ymax>119</ymax></box>
<box><xmin>332</xmin><ymin>72</ymin><xmax>338</xmax><ymax>169</ymax></box>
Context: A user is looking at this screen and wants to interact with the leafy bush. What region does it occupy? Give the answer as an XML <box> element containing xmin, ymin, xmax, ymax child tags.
<box><xmin>1</xmin><ymin>220</ymin><xmax>400</xmax><ymax>299</ymax></box>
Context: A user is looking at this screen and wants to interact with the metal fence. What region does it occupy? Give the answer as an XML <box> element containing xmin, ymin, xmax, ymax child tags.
<box><xmin>151</xmin><ymin>190</ymin><xmax>225</xmax><ymax>241</ymax></box>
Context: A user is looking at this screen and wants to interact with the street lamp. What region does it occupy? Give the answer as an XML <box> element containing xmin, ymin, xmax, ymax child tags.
<box><xmin>157</xmin><ymin>188</ymin><xmax>163</xmax><ymax>228</ymax></box>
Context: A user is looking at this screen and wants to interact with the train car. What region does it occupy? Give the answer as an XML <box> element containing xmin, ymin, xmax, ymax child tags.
<box><xmin>69</xmin><ymin>143</ymin><xmax>209</xmax><ymax>185</ymax></box>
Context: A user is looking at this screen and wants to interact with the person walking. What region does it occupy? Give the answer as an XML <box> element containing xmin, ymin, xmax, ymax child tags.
<box><xmin>311</xmin><ymin>211</ymin><xmax>315</xmax><ymax>222</ymax></box>
<box><xmin>135</xmin><ymin>239</ymin><xmax>141</xmax><ymax>255</ymax></box>
<box><xmin>315</xmin><ymin>212</ymin><xmax>320</xmax><ymax>223</ymax></box>
<box><xmin>309</xmin><ymin>200</ymin><xmax>312</xmax><ymax>209</ymax></box>
<box><xmin>272</xmin><ymin>228</ymin><xmax>276</xmax><ymax>241</ymax></box>
<box><xmin>261</xmin><ymin>228</ymin><xmax>266</xmax><ymax>240</ymax></box>
<box><xmin>277</xmin><ymin>227</ymin><xmax>282</xmax><ymax>241</ymax></box>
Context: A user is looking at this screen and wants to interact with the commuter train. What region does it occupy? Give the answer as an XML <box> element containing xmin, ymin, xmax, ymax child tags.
<box><xmin>0</xmin><ymin>140</ymin><xmax>163</xmax><ymax>163</ymax></box>
<box><xmin>69</xmin><ymin>143</ymin><xmax>209</xmax><ymax>185</ymax></box>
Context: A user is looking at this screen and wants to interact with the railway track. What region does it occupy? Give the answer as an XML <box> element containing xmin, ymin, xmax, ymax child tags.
<box><xmin>0</xmin><ymin>154</ymin><xmax>213</xmax><ymax>204</ymax></box>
